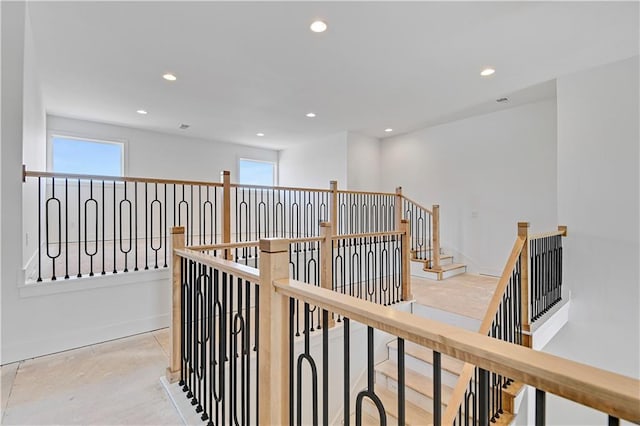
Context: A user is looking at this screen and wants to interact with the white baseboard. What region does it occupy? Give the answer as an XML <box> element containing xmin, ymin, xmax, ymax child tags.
<box><xmin>2</xmin><ymin>313</ymin><xmax>169</xmax><ymax>364</ymax></box>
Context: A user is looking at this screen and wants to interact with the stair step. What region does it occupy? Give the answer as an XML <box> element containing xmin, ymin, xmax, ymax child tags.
<box><xmin>426</xmin><ymin>263</ymin><xmax>465</xmax><ymax>273</ymax></box>
<box><xmin>410</xmin><ymin>255</ymin><xmax>454</xmax><ymax>266</ymax></box>
<box><xmin>348</xmin><ymin>411</ymin><xmax>382</xmax><ymax>425</ymax></box>
<box><xmin>388</xmin><ymin>340</ymin><xmax>465</xmax><ymax>376</ymax></box>
<box><xmin>375</xmin><ymin>360</ymin><xmax>455</xmax><ymax>405</ymax></box>
<box><xmin>363</xmin><ymin>386</ymin><xmax>434</xmax><ymax>426</ymax></box>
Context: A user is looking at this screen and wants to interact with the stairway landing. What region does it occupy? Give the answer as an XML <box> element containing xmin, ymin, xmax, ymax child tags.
<box><xmin>410</xmin><ymin>273</ymin><xmax>499</xmax><ymax>320</ymax></box>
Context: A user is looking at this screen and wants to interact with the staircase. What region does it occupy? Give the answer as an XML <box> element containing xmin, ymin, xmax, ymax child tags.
<box><xmin>358</xmin><ymin>333</ymin><xmax>522</xmax><ymax>425</ymax></box>
<box><xmin>410</xmin><ymin>248</ymin><xmax>467</xmax><ymax>281</ymax></box>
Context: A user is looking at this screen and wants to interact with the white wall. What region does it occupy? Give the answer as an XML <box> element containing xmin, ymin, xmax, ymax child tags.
<box><xmin>47</xmin><ymin>115</ymin><xmax>278</xmax><ymax>182</ymax></box>
<box><xmin>346</xmin><ymin>132</ymin><xmax>381</xmax><ymax>191</ymax></box>
<box><xmin>278</xmin><ymin>132</ymin><xmax>348</xmax><ymax>189</ymax></box>
<box><xmin>1</xmin><ymin>21</ymin><xmax>280</xmax><ymax>362</ymax></box>
<box><xmin>21</xmin><ymin>9</ymin><xmax>46</xmax><ymax>269</ymax></box>
<box><xmin>381</xmin><ymin>99</ymin><xmax>558</xmax><ymax>275</ymax></box>
<box><xmin>544</xmin><ymin>56</ymin><xmax>639</xmax><ymax>425</ymax></box>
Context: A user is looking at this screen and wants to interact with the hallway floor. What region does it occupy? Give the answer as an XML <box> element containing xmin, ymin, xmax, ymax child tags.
<box><xmin>411</xmin><ymin>272</ymin><xmax>500</xmax><ymax>320</ymax></box>
<box><xmin>0</xmin><ymin>274</ymin><xmax>500</xmax><ymax>425</ymax></box>
<box><xmin>0</xmin><ymin>329</ymin><xmax>181</xmax><ymax>425</ymax></box>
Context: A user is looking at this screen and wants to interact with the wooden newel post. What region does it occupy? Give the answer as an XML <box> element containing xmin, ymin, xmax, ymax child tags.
<box><xmin>432</xmin><ymin>204</ymin><xmax>441</xmax><ymax>270</ymax></box>
<box><xmin>330</xmin><ymin>180</ymin><xmax>338</xmax><ymax>236</ymax></box>
<box><xmin>258</xmin><ymin>238</ymin><xmax>291</xmax><ymax>425</ymax></box>
<box><xmin>395</xmin><ymin>187</ymin><xmax>403</xmax><ymax>231</ymax></box>
<box><xmin>400</xmin><ymin>219</ymin><xmax>413</xmax><ymax>301</ymax></box>
<box><xmin>221</xmin><ymin>170</ymin><xmax>232</xmax><ymax>259</ymax></box>
<box><xmin>166</xmin><ymin>226</ymin><xmax>185</xmax><ymax>383</ymax></box>
<box><xmin>320</xmin><ymin>222</ymin><xmax>336</xmax><ymax>328</ymax></box>
<box><xmin>518</xmin><ymin>221</ymin><xmax>531</xmax><ymax>348</ymax></box>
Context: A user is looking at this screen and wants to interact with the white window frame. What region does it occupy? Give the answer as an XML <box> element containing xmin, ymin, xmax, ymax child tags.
<box><xmin>47</xmin><ymin>131</ymin><xmax>128</xmax><ymax>176</ymax></box>
<box><xmin>238</xmin><ymin>158</ymin><xmax>277</xmax><ymax>186</ymax></box>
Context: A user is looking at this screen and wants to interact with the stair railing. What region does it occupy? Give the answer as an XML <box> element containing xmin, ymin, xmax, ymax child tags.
<box><xmin>528</xmin><ymin>226</ymin><xmax>567</xmax><ymax>323</ymax></box>
<box><xmin>23</xmin><ymin>167</ymin><xmax>440</xmax><ymax>285</ymax></box>
<box><xmin>444</xmin><ymin>222</ymin><xmax>569</xmax><ymax>425</ymax></box>
<box><xmin>397</xmin><ymin>188</ymin><xmax>440</xmax><ymax>270</ymax></box>
<box><xmin>169</xmin><ymin>231</ymin><xmax>640</xmax><ymax>426</ymax></box>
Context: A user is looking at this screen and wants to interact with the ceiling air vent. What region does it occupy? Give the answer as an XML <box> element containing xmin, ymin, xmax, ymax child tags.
<box><xmin>179</xmin><ymin>123</ymin><xmax>190</xmax><ymax>130</ymax></box>
<box><xmin>496</xmin><ymin>97</ymin><xmax>509</xmax><ymax>103</ymax></box>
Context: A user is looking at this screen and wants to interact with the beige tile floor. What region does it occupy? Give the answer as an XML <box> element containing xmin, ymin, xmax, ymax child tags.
<box><xmin>0</xmin><ymin>329</ymin><xmax>181</xmax><ymax>426</ymax></box>
<box><xmin>411</xmin><ymin>273</ymin><xmax>499</xmax><ymax>320</ymax></box>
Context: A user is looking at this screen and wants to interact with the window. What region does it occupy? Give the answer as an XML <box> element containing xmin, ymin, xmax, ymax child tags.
<box><xmin>50</xmin><ymin>135</ymin><xmax>124</xmax><ymax>176</ymax></box>
<box><xmin>239</xmin><ymin>159</ymin><xmax>275</xmax><ymax>186</ymax></box>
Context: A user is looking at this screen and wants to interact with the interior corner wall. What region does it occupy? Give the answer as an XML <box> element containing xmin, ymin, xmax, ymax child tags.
<box><xmin>278</xmin><ymin>132</ymin><xmax>348</xmax><ymax>189</ymax></box>
<box><xmin>380</xmin><ymin>99</ymin><xmax>558</xmax><ymax>275</ymax></box>
<box><xmin>543</xmin><ymin>56</ymin><xmax>639</xmax><ymax>425</ymax></box>
<box><xmin>22</xmin><ymin>8</ymin><xmax>46</xmax><ymax>269</ymax></box>
<box><xmin>1</xmin><ymin>0</ymin><xmax>27</xmax><ymax>365</ymax></box>
<box><xmin>47</xmin><ymin>116</ymin><xmax>278</xmax><ymax>182</ymax></box>
<box><xmin>346</xmin><ymin>132</ymin><xmax>381</xmax><ymax>191</ymax></box>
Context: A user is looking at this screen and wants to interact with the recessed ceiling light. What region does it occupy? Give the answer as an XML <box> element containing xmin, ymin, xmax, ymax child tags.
<box><xmin>163</xmin><ymin>73</ymin><xmax>177</xmax><ymax>81</ymax></box>
<box><xmin>306</xmin><ymin>112</ymin><xmax>316</xmax><ymax>118</ymax></box>
<box><xmin>310</xmin><ymin>20</ymin><xmax>327</xmax><ymax>33</ymax></box>
<box><xmin>136</xmin><ymin>109</ymin><xmax>148</xmax><ymax>115</ymax></box>
<box><xmin>384</xmin><ymin>128</ymin><xmax>393</xmax><ymax>133</ymax></box>
<box><xmin>256</xmin><ymin>132</ymin><xmax>265</xmax><ymax>137</ymax></box>
<box><xmin>480</xmin><ymin>68</ymin><xmax>495</xmax><ymax>77</ymax></box>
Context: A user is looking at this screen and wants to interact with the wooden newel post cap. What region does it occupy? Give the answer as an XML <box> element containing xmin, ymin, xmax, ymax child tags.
<box><xmin>432</xmin><ymin>204</ymin><xmax>439</xmax><ymax>208</ymax></box>
<box><xmin>320</xmin><ymin>221</ymin><xmax>331</xmax><ymax>228</ymax></box>
<box><xmin>259</xmin><ymin>238</ymin><xmax>290</xmax><ymax>253</ymax></box>
<box><xmin>171</xmin><ymin>226</ymin><xmax>185</xmax><ymax>234</ymax></box>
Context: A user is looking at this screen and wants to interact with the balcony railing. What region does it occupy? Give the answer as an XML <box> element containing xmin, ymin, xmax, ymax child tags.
<box><xmin>23</xmin><ymin>168</ymin><xmax>437</xmax><ymax>284</ymax></box>
<box><xmin>168</xmin><ymin>227</ymin><xmax>639</xmax><ymax>426</ymax></box>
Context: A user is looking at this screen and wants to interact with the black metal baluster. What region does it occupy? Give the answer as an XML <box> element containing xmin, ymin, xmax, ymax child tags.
<box><xmin>112</xmin><ymin>180</ymin><xmax>117</xmax><ymax>274</ymax></box>
<box><xmin>64</xmin><ymin>179</ymin><xmax>69</xmax><ymax>279</ymax></box>
<box><xmin>479</xmin><ymin>368</ymin><xmax>489</xmax><ymax>426</ymax></box>
<box><xmin>398</xmin><ymin>338</ymin><xmax>406</xmax><ymax>426</ymax></box>
<box><xmin>433</xmin><ymin>350</ymin><xmax>441</xmax><ymax>426</ymax></box>
<box><xmin>134</xmin><ymin>182</ymin><xmax>138</xmax><ymax>271</ymax></box>
<box><xmin>343</xmin><ymin>317</ymin><xmax>350</xmax><ymax>426</ymax></box>
<box><xmin>74</xmin><ymin>178</ymin><xmax>82</xmax><ymax>278</ymax></box>
<box><xmin>85</xmin><ymin>180</ymin><xmax>98</xmax><ymax>275</ymax></box>
<box><xmin>355</xmin><ymin>326</ymin><xmax>386</xmax><ymax>426</ymax></box>
<box><xmin>289</xmin><ymin>297</ymin><xmax>295</xmax><ymax>425</ymax></box>
<box><xmin>535</xmin><ymin>389</ymin><xmax>545</xmax><ymax>426</ymax></box>
<box><xmin>37</xmin><ymin>177</ymin><xmax>42</xmax><ymax>282</ymax></box>
<box><xmin>164</xmin><ymin>184</ymin><xmax>168</xmax><ymax>267</ymax></box>
<box><xmin>144</xmin><ymin>183</ymin><xmax>149</xmax><ymax>270</ymax></box>
<box><xmin>102</xmin><ymin>181</ymin><xmax>106</xmax><ymax>275</ymax></box>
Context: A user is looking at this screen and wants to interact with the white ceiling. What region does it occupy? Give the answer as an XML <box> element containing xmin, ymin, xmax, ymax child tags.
<box><xmin>27</xmin><ymin>1</ymin><xmax>639</xmax><ymax>150</ymax></box>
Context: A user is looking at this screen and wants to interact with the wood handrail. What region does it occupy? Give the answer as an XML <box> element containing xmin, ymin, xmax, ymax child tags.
<box><xmin>188</xmin><ymin>236</ymin><xmax>324</xmax><ymax>252</ymax></box>
<box><xmin>400</xmin><ymin>194</ymin><xmax>433</xmax><ymax>215</ymax></box>
<box><xmin>23</xmin><ymin>169</ymin><xmax>224</xmax><ymax>187</ymax></box>
<box><xmin>230</xmin><ymin>182</ymin><xmax>331</xmax><ymax>193</ymax></box>
<box><xmin>529</xmin><ymin>229</ymin><xmax>567</xmax><ymax>240</ymax></box>
<box><xmin>273</xmin><ymin>278</ymin><xmax>640</xmax><ymax>423</ymax></box>
<box><xmin>174</xmin><ymin>248</ymin><xmax>260</xmax><ymax>284</ymax></box>
<box><xmin>443</xmin><ymin>235</ymin><xmax>527</xmax><ymax>424</ymax></box>
<box><xmin>336</xmin><ymin>189</ymin><xmax>396</xmax><ymax>196</ymax></box>
<box><xmin>188</xmin><ymin>241</ymin><xmax>261</xmax><ymax>251</ymax></box>
<box><xmin>333</xmin><ymin>230</ymin><xmax>404</xmax><ymax>240</ymax></box>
